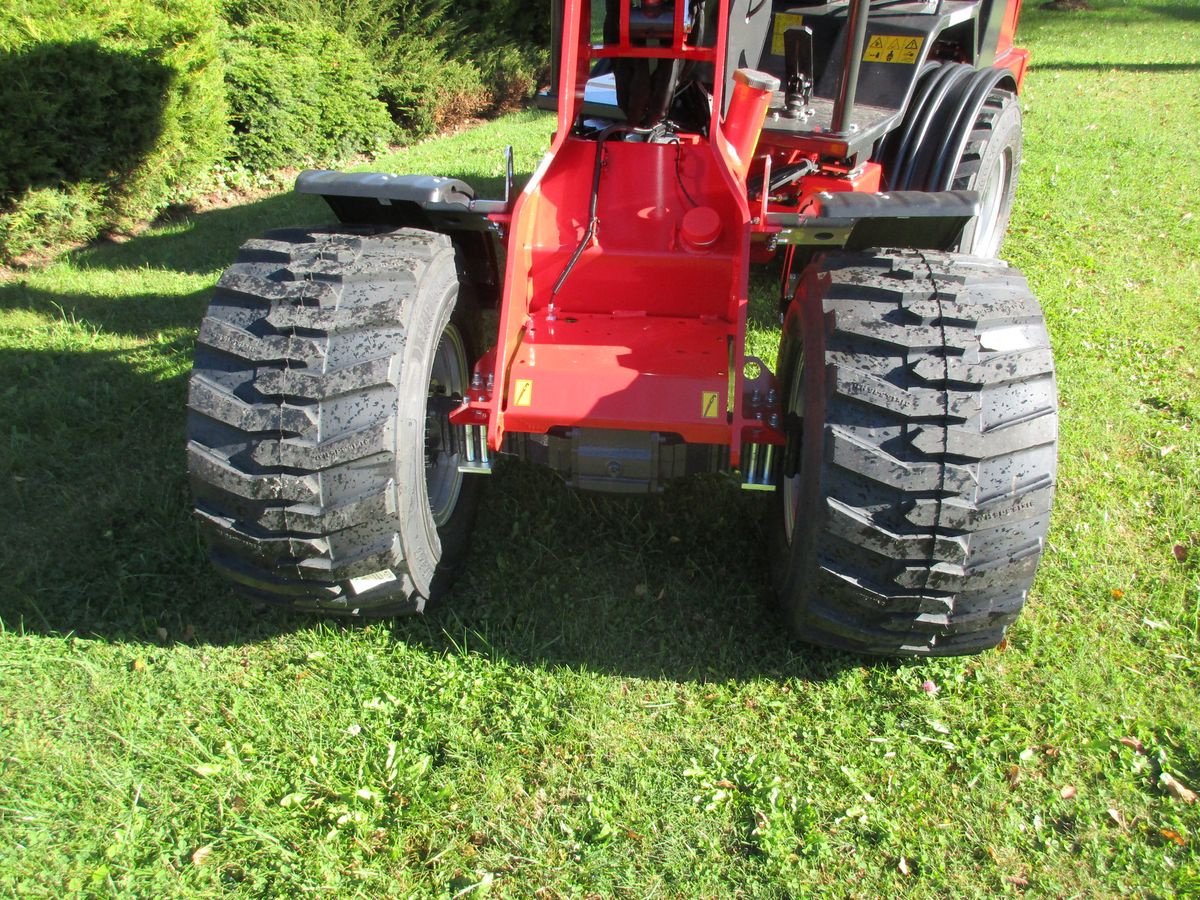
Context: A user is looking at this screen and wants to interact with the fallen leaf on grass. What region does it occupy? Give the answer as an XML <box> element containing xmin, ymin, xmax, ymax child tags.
<box><xmin>1005</xmin><ymin>875</ymin><xmax>1030</xmax><ymax>888</ymax></box>
<box><xmin>1006</xmin><ymin>766</ymin><xmax>1021</xmax><ymax>789</ymax></box>
<box><xmin>1119</xmin><ymin>736</ymin><xmax>1145</xmax><ymax>754</ymax></box>
<box><xmin>191</xmin><ymin>846</ymin><xmax>212</xmax><ymax>866</ymax></box>
<box><xmin>897</xmin><ymin>856</ymin><xmax>910</xmax><ymax>876</ymax></box>
<box><xmin>714</xmin><ymin>779</ymin><xmax>737</xmax><ymax>790</ymax></box>
<box><xmin>1160</xmin><ymin>828</ymin><xmax>1187</xmax><ymax>847</ymax></box>
<box><xmin>1060</xmin><ymin>785</ymin><xmax>1077</xmax><ymax>800</ymax></box>
<box><xmin>1172</xmin><ymin>543</ymin><xmax>1189</xmax><ymax>562</ymax></box>
<box><xmin>1111</xmin><ymin>588</ymin><xmax>1125</xmax><ymax>600</ymax></box>
<box><xmin>1161</xmin><ymin>772</ymin><xmax>1198</xmax><ymax>804</ymax></box>
<box><xmin>1108</xmin><ymin>808</ymin><xmax>1128</xmax><ymax>829</ymax></box>
<box><xmin>129</xmin><ymin>658</ymin><xmax>146</xmax><ymax>672</ymax></box>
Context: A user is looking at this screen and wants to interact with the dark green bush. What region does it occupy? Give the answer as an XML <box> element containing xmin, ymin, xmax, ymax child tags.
<box><xmin>452</xmin><ymin>0</ymin><xmax>552</xmax><ymax>60</ymax></box>
<box><xmin>0</xmin><ymin>0</ymin><xmax>227</xmax><ymax>260</ymax></box>
<box><xmin>379</xmin><ymin>42</ymin><xmax>489</xmax><ymax>142</ymax></box>
<box><xmin>223</xmin><ymin>21</ymin><xmax>393</xmax><ymax>171</ymax></box>
<box><xmin>224</xmin><ymin>0</ymin><xmax>542</xmax><ymax>141</ymax></box>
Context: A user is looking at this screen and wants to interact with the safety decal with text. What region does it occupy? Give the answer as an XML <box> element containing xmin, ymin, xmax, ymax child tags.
<box><xmin>513</xmin><ymin>379</ymin><xmax>533</xmax><ymax>407</ymax></box>
<box><xmin>701</xmin><ymin>391</ymin><xmax>721</xmax><ymax>419</ymax></box>
<box><xmin>863</xmin><ymin>34</ymin><xmax>924</xmax><ymax>65</ymax></box>
<box><xmin>771</xmin><ymin>13</ymin><xmax>804</xmax><ymax>56</ymax></box>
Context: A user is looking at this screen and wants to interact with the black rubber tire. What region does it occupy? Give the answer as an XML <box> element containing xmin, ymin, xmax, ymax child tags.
<box><xmin>187</xmin><ymin>226</ymin><xmax>483</xmax><ymax>615</ymax></box>
<box><xmin>772</xmin><ymin>250</ymin><xmax>1057</xmax><ymax>656</ymax></box>
<box><xmin>950</xmin><ymin>89</ymin><xmax>1022</xmax><ymax>258</ymax></box>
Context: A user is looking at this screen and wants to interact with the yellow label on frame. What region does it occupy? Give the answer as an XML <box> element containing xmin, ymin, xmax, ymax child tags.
<box><xmin>513</xmin><ymin>379</ymin><xmax>533</xmax><ymax>407</ymax></box>
<box><xmin>701</xmin><ymin>391</ymin><xmax>721</xmax><ymax>419</ymax></box>
<box><xmin>863</xmin><ymin>34</ymin><xmax>924</xmax><ymax>65</ymax></box>
<box><xmin>771</xmin><ymin>13</ymin><xmax>805</xmax><ymax>56</ymax></box>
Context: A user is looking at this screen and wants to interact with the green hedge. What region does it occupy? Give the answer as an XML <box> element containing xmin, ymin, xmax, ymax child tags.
<box><xmin>223</xmin><ymin>21</ymin><xmax>393</xmax><ymax>171</ymax></box>
<box><xmin>0</xmin><ymin>0</ymin><xmax>227</xmax><ymax>260</ymax></box>
<box><xmin>0</xmin><ymin>0</ymin><xmax>551</xmax><ymax>261</ymax></box>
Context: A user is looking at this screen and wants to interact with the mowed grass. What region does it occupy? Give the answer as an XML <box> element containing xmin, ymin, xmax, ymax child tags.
<box><xmin>2</xmin><ymin>3</ymin><xmax>1199</xmax><ymax>895</ymax></box>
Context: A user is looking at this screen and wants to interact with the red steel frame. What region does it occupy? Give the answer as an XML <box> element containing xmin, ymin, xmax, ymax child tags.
<box><xmin>459</xmin><ymin>0</ymin><xmax>774</xmax><ymax>467</ymax></box>
<box><xmin>453</xmin><ymin>0</ymin><xmax>1030</xmax><ymax>469</ymax></box>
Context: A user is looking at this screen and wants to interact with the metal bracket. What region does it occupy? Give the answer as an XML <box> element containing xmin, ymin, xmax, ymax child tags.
<box><xmin>769</xmin><ymin>189</ymin><xmax>980</xmax><ymax>251</ymax></box>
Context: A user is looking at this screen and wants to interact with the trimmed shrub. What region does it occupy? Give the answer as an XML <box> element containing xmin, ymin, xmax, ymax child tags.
<box><xmin>452</xmin><ymin>0</ymin><xmax>552</xmax><ymax>58</ymax></box>
<box><xmin>0</xmin><ymin>184</ymin><xmax>105</xmax><ymax>262</ymax></box>
<box><xmin>0</xmin><ymin>0</ymin><xmax>227</xmax><ymax>259</ymax></box>
<box><xmin>223</xmin><ymin>21</ymin><xmax>393</xmax><ymax>171</ymax></box>
<box><xmin>380</xmin><ymin>42</ymin><xmax>489</xmax><ymax>142</ymax></box>
<box><xmin>224</xmin><ymin>0</ymin><xmax>539</xmax><ymax>141</ymax></box>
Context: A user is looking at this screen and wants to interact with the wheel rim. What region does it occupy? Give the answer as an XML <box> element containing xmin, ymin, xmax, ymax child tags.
<box><xmin>973</xmin><ymin>144</ymin><xmax>1013</xmax><ymax>257</ymax></box>
<box><xmin>425</xmin><ymin>322</ymin><xmax>467</xmax><ymax>527</ymax></box>
<box><xmin>781</xmin><ymin>349</ymin><xmax>805</xmax><ymax>545</ymax></box>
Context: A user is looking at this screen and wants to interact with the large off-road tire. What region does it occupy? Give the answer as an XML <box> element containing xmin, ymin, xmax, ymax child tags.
<box><xmin>187</xmin><ymin>226</ymin><xmax>482</xmax><ymax>615</ymax></box>
<box><xmin>950</xmin><ymin>89</ymin><xmax>1023</xmax><ymax>258</ymax></box>
<box><xmin>772</xmin><ymin>250</ymin><xmax>1057</xmax><ymax>656</ymax></box>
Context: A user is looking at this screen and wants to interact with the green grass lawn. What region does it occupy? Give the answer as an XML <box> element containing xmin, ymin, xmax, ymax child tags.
<box><xmin>2</xmin><ymin>3</ymin><xmax>1199</xmax><ymax>896</ymax></box>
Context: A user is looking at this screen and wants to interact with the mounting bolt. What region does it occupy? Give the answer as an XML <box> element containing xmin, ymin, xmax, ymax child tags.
<box><xmin>486</xmin><ymin>373</ymin><xmax>494</xmax><ymax>391</ymax></box>
<box><xmin>767</xmin><ymin>388</ymin><xmax>778</xmax><ymax>406</ymax></box>
<box><xmin>769</xmin><ymin>412</ymin><xmax>781</xmax><ymax>429</ymax></box>
<box><xmin>471</xmin><ymin>372</ymin><xmax>483</xmax><ymax>389</ymax></box>
<box><xmin>751</xmin><ymin>389</ymin><xmax>762</xmax><ymax>407</ymax></box>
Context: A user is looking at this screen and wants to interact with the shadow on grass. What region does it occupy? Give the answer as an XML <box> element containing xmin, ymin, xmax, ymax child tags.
<box><xmin>1145</xmin><ymin>2</ymin><xmax>1200</xmax><ymax>21</ymax></box>
<box><xmin>0</xmin><ymin>179</ymin><xmax>862</xmax><ymax>682</ymax></box>
<box><xmin>397</xmin><ymin>461</ymin><xmax>867</xmax><ymax>683</ymax></box>
<box><xmin>1032</xmin><ymin>62</ymin><xmax>1200</xmax><ymax>73</ymax></box>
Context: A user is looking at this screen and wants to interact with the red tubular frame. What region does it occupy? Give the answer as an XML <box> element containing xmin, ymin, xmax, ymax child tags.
<box><xmin>482</xmin><ymin>0</ymin><xmax>776</xmax><ymax>466</ymax></box>
<box><xmin>470</xmin><ymin>0</ymin><xmax>1030</xmax><ymax>469</ymax></box>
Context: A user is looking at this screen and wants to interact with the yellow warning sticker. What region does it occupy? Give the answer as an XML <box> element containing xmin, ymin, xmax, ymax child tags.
<box><xmin>771</xmin><ymin>13</ymin><xmax>804</xmax><ymax>56</ymax></box>
<box><xmin>513</xmin><ymin>379</ymin><xmax>533</xmax><ymax>407</ymax></box>
<box><xmin>701</xmin><ymin>391</ymin><xmax>721</xmax><ymax>419</ymax></box>
<box><xmin>863</xmin><ymin>34</ymin><xmax>924</xmax><ymax>65</ymax></box>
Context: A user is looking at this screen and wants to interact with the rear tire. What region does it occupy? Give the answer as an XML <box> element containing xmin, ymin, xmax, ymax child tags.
<box><xmin>951</xmin><ymin>89</ymin><xmax>1022</xmax><ymax>258</ymax></box>
<box><xmin>772</xmin><ymin>250</ymin><xmax>1057</xmax><ymax>656</ymax></box>
<box><xmin>187</xmin><ymin>226</ymin><xmax>482</xmax><ymax>615</ymax></box>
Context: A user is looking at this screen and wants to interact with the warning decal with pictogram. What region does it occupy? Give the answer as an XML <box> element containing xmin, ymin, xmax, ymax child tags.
<box><xmin>862</xmin><ymin>34</ymin><xmax>924</xmax><ymax>64</ymax></box>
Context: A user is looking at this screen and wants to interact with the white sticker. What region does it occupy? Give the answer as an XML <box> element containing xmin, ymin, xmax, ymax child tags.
<box><xmin>348</xmin><ymin>569</ymin><xmax>399</xmax><ymax>596</ymax></box>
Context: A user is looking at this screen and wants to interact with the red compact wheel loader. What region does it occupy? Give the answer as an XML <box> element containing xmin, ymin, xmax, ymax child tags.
<box><xmin>187</xmin><ymin>0</ymin><xmax>1057</xmax><ymax>656</ymax></box>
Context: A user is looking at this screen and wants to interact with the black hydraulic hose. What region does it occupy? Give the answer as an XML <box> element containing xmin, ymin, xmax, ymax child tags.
<box><xmin>886</xmin><ymin>62</ymin><xmax>956</xmax><ymax>187</ymax></box>
<box><xmin>551</xmin><ymin>124</ymin><xmax>652</xmax><ymax>303</ymax></box>
<box><xmin>894</xmin><ymin>64</ymin><xmax>973</xmax><ymax>190</ymax></box>
<box><xmin>926</xmin><ymin>67</ymin><xmax>1009</xmax><ymax>192</ymax></box>
<box><xmin>875</xmin><ymin>59</ymin><xmax>941</xmax><ymax>180</ymax></box>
